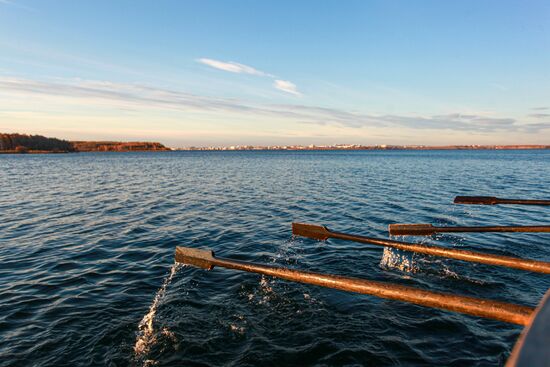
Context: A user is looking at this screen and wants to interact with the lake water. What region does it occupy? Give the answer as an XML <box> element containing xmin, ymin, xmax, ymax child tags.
<box><xmin>1</xmin><ymin>150</ymin><xmax>549</xmax><ymax>366</ymax></box>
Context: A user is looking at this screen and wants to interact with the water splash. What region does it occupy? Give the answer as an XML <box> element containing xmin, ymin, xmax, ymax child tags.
<box><xmin>379</xmin><ymin>247</ymin><xmax>419</xmax><ymax>273</ymax></box>
<box><xmin>134</xmin><ymin>263</ymin><xmax>182</xmax><ymax>358</ymax></box>
<box><xmin>380</xmin><ymin>247</ymin><xmax>489</xmax><ymax>285</ymax></box>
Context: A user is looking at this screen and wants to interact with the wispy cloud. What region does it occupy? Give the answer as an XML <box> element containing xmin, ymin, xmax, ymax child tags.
<box><xmin>197</xmin><ymin>58</ymin><xmax>272</xmax><ymax>77</ymax></box>
<box><xmin>276</xmin><ymin>106</ymin><xmax>545</xmax><ymax>132</ymax></box>
<box><xmin>273</xmin><ymin>80</ymin><xmax>300</xmax><ymax>96</ymax></box>
<box><xmin>382</xmin><ymin>113</ymin><xmax>518</xmax><ymax>132</ymax></box>
<box><xmin>529</xmin><ymin>113</ymin><xmax>550</xmax><ymax>119</ymax></box>
<box><xmin>1</xmin><ymin>76</ymin><xmax>548</xmax><ymax>134</ymax></box>
<box><xmin>197</xmin><ymin>58</ymin><xmax>300</xmax><ymax>96</ymax></box>
<box><xmin>531</xmin><ymin>107</ymin><xmax>548</xmax><ymax>111</ymax></box>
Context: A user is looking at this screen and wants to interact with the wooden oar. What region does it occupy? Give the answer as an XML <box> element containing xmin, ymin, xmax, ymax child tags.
<box><xmin>454</xmin><ymin>196</ymin><xmax>550</xmax><ymax>205</ymax></box>
<box><xmin>292</xmin><ymin>223</ymin><xmax>550</xmax><ymax>274</ymax></box>
<box><xmin>389</xmin><ymin>224</ymin><xmax>550</xmax><ymax>236</ymax></box>
<box><xmin>175</xmin><ymin>246</ymin><xmax>534</xmax><ymax>325</ymax></box>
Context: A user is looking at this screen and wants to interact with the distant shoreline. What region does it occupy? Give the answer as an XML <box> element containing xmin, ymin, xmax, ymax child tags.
<box><xmin>177</xmin><ymin>145</ymin><xmax>550</xmax><ymax>151</ymax></box>
<box><xmin>1</xmin><ymin>133</ymin><xmax>549</xmax><ymax>153</ymax></box>
<box><xmin>0</xmin><ymin>150</ymin><xmax>169</xmax><ymax>154</ymax></box>
<box><xmin>2</xmin><ymin>146</ymin><xmax>550</xmax><ymax>155</ymax></box>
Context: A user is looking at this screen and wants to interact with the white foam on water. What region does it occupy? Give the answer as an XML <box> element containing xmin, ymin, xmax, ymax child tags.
<box><xmin>257</xmin><ymin>275</ymin><xmax>275</xmax><ymax>305</ymax></box>
<box><xmin>229</xmin><ymin>323</ymin><xmax>246</xmax><ymax>334</ymax></box>
<box><xmin>379</xmin><ymin>247</ymin><xmax>419</xmax><ymax>273</ymax></box>
<box><xmin>134</xmin><ymin>263</ymin><xmax>182</xmax><ymax>358</ymax></box>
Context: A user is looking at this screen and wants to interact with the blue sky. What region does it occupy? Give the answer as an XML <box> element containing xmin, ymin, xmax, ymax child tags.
<box><xmin>0</xmin><ymin>0</ymin><xmax>549</xmax><ymax>147</ymax></box>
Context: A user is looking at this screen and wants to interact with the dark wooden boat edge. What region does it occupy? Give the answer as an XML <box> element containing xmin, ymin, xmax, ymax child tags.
<box><xmin>506</xmin><ymin>289</ymin><xmax>550</xmax><ymax>367</ymax></box>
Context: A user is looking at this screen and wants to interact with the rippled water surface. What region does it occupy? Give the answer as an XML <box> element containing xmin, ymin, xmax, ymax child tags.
<box><xmin>1</xmin><ymin>150</ymin><xmax>549</xmax><ymax>366</ymax></box>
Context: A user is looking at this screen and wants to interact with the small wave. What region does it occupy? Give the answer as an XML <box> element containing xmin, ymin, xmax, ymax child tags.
<box><xmin>438</xmin><ymin>265</ymin><xmax>491</xmax><ymax>286</ymax></box>
<box><xmin>134</xmin><ymin>263</ymin><xmax>182</xmax><ymax>359</ymax></box>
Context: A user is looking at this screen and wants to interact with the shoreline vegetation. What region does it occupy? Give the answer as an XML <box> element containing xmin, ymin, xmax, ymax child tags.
<box><xmin>0</xmin><ymin>133</ymin><xmax>549</xmax><ymax>154</ymax></box>
<box><xmin>0</xmin><ymin>133</ymin><xmax>169</xmax><ymax>154</ymax></box>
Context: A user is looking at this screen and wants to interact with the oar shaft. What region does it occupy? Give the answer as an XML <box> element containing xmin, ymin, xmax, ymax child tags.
<box><xmin>329</xmin><ymin>231</ymin><xmax>550</xmax><ymax>274</ymax></box>
<box><xmin>455</xmin><ymin>196</ymin><xmax>550</xmax><ymax>205</ymax></box>
<box><xmin>436</xmin><ymin>226</ymin><xmax>550</xmax><ymax>233</ymax></box>
<box><xmin>176</xmin><ymin>249</ymin><xmax>533</xmax><ymax>325</ymax></box>
<box><xmin>389</xmin><ymin>224</ymin><xmax>550</xmax><ymax>235</ymax></box>
<box><xmin>500</xmin><ymin>199</ymin><xmax>550</xmax><ymax>205</ymax></box>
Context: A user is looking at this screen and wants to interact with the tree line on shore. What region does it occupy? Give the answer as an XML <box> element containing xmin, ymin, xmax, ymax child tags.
<box><xmin>0</xmin><ymin>133</ymin><xmax>169</xmax><ymax>153</ymax></box>
<box><xmin>0</xmin><ymin>133</ymin><xmax>75</xmax><ymax>152</ymax></box>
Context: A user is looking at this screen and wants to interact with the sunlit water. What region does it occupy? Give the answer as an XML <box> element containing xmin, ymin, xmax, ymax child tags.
<box><xmin>0</xmin><ymin>150</ymin><xmax>549</xmax><ymax>366</ymax></box>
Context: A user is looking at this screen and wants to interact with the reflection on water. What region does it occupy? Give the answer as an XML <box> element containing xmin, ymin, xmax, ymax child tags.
<box><xmin>0</xmin><ymin>150</ymin><xmax>548</xmax><ymax>366</ymax></box>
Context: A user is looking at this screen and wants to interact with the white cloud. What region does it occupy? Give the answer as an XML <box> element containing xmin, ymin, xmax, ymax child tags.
<box><xmin>274</xmin><ymin>80</ymin><xmax>300</xmax><ymax>96</ymax></box>
<box><xmin>197</xmin><ymin>58</ymin><xmax>301</xmax><ymax>96</ymax></box>
<box><xmin>197</xmin><ymin>58</ymin><xmax>271</xmax><ymax>77</ymax></box>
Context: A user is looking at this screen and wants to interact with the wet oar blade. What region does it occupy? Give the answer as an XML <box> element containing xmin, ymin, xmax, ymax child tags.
<box><xmin>292</xmin><ymin>222</ymin><xmax>331</xmax><ymax>240</ymax></box>
<box><xmin>175</xmin><ymin>247</ymin><xmax>215</xmax><ymax>270</ymax></box>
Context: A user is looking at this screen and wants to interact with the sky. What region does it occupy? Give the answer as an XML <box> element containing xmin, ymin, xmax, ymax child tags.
<box><xmin>0</xmin><ymin>0</ymin><xmax>549</xmax><ymax>147</ymax></box>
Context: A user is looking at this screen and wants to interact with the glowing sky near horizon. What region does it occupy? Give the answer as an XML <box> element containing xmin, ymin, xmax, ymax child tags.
<box><xmin>0</xmin><ymin>0</ymin><xmax>549</xmax><ymax>147</ymax></box>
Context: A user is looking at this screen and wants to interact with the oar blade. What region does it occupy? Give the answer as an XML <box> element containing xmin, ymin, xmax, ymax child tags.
<box><xmin>454</xmin><ymin>196</ymin><xmax>498</xmax><ymax>205</ymax></box>
<box><xmin>175</xmin><ymin>246</ymin><xmax>216</xmax><ymax>270</ymax></box>
<box><xmin>389</xmin><ymin>224</ymin><xmax>436</xmax><ymax>236</ymax></box>
<box><xmin>292</xmin><ymin>222</ymin><xmax>331</xmax><ymax>240</ymax></box>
